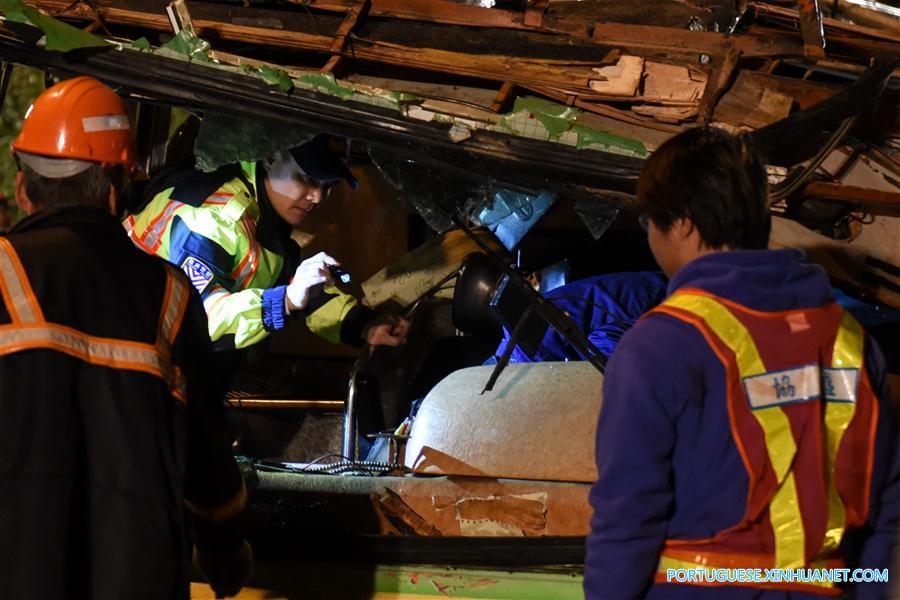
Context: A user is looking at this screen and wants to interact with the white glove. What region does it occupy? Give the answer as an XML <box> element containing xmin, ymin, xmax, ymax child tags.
<box><xmin>285</xmin><ymin>252</ymin><xmax>338</xmax><ymax>312</ymax></box>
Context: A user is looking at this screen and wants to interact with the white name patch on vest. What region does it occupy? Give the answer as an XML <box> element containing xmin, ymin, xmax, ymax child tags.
<box><xmin>181</xmin><ymin>256</ymin><xmax>214</xmax><ymax>294</ymax></box>
<box><xmin>823</xmin><ymin>368</ymin><xmax>859</xmax><ymax>403</ymax></box>
<box><xmin>743</xmin><ymin>365</ymin><xmax>821</xmax><ymax>410</ymax></box>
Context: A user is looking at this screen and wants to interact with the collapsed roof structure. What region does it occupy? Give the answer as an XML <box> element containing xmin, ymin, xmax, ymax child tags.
<box><xmin>1</xmin><ymin>3</ymin><xmax>898</xmax><ymax>596</ymax></box>
<box><xmin>0</xmin><ymin>0</ymin><xmax>897</xmax><ymax>312</ymax></box>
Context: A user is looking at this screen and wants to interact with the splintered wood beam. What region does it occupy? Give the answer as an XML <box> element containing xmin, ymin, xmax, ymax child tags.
<box><xmin>320</xmin><ymin>54</ymin><xmax>344</xmax><ymax>74</ymax></box>
<box><xmin>37</xmin><ymin>1</ymin><xmax>335</xmax><ymax>50</ymax></box>
<box><xmin>751</xmin><ymin>2</ymin><xmax>900</xmax><ymax>45</ymax></box>
<box><xmin>798</xmin><ymin>0</ymin><xmax>826</xmax><ymax>58</ymax></box>
<box><xmin>697</xmin><ymin>47</ymin><xmax>741</xmax><ymax>124</ymax></box>
<box><xmin>329</xmin><ymin>0</ymin><xmax>370</xmax><ymax>54</ymax></box>
<box><xmin>167</xmin><ymin>0</ymin><xmax>196</xmax><ymax>36</ymax></box>
<box><xmin>490</xmin><ymin>81</ymin><xmax>516</xmax><ymax>113</ymax></box>
<box><xmin>591</xmin><ymin>21</ymin><xmax>801</xmax><ymax>59</ymax></box>
<box><xmin>523</xmin><ymin>0</ymin><xmax>549</xmax><ymax>28</ymax></box>
<box><xmin>802</xmin><ymin>181</ymin><xmax>900</xmax><ymax>216</ymax></box>
<box><xmin>291</xmin><ymin>0</ymin><xmax>591</xmax><ymax>37</ymax></box>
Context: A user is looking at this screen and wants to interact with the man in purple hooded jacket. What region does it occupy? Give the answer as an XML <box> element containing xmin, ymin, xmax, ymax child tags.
<box><xmin>584</xmin><ymin>127</ymin><xmax>898</xmax><ymax>599</ymax></box>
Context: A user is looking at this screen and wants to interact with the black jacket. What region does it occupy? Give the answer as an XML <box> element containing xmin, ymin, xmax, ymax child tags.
<box><xmin>0</xmin><ymin>207</ymin><xmax>243</xmax><ymax>599</ymax></box>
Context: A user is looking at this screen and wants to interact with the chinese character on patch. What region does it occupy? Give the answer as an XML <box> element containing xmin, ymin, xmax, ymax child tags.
<box><xmin>773</xmin><ymin>375</ymin><xmax>796</xmax><ymax>400</ymax></box>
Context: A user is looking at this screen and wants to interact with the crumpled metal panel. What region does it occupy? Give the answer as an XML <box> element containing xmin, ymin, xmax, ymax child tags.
<box><xmin>405</xmin><ymin>362</ymin><xmax>603</xmax><ymax>483</ymax></box>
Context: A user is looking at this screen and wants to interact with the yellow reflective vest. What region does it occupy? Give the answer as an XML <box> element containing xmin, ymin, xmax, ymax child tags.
<box><xmin>127</xmin><ymin>161</ymin><xmax>368</xmax><ymax>349</ymax></box>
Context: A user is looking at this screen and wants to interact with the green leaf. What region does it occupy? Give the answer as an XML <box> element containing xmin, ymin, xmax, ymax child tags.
<box><xmin>131</xmin><ymin>37</ymin><xmax>151</xmax><ymax>51</ymax></box>
<box><xmin>161</xmin><ymin>29</ymin><xmax>210</xmax><ymax>62</ymax></box>
<box><xmin>297</xmin><ymin>73</ymin><xmax>355</xmax><ymax>100</ymax></box>
<box><xmin>258</xmin><ymin>66</ymin><xmax>294</xmax><ymax>93</ymax></box>
<box><xmin>572</xmin><ymin>124</ymin><xmax>648</xmax><ymax>157</ymax></box>
<box><xmin>0</xmin><ymin>0</ymin><xmax>31</xmax><ymax>24</ymax></box>
<box><xmin>1</xmin><ymin>0</ymin><xmax>109</xmax><ymax>51</ymax></box>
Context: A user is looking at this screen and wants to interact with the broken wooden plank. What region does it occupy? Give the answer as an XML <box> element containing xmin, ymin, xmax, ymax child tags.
<box><xmin>697</xmin><ymin>47</ymin><xmax>741</xmax><ymax>124</ymax></box>
<box><xmin>641</xmin><ymin>61</ymin><xmax>708</xmax><ymax>104</ymax></box>
<box><xmin>329</xmin><ymin>0</ymin><xmax>370</xmax><ymax>54</ymax></box>
<box><xmin>714</xmin><ymin>70</ymin><xmax>795</xmax><ymax>129</ymax></box>
<box><xmin>523</xmin><ymin>0</ymin><xmax>549</xmax><ymax>29</ymax></box>
<box><xmin>798</xmin><ymin>0</ymin><xmax>827</xmax><ymax>58</ymax></box>
<box><xmin>588</xmin><ymin>55</ymin><xmax>643</xmax><ymax>97</ymax></box>
<box><xmin>631</xmin><ymin>104</ymin><xmax>699</xmax><ymax>124</ymax></box>
<box><xmin>591</xmin><ymin>21</ymin><xmax>802</xmax><ymax>59</ymax></box>
<box><xmin>373</xmin><ymin>489</ymin><xmax>443</xmax><ymax>536</ymax></box>
<box><xmin>301</xmin><ymin>0</ymin><xmax>592</xmax><ymax>38</ymax></box>
<box><xmin>752</xmin><ymin>1</ymin><xmax>900</xmax><ymax>44</ymax></box>
<box><xmin>802</xmin><ymin>181</ymin><xmax>900</xmax><ymax>216</ymax></box>
<box><xmin>491</xmin><ymin>81</ymin><xmax>516</xmax><ymax>113</ymax></box>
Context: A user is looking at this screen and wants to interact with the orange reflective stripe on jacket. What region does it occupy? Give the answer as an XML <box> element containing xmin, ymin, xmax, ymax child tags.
<box><xmin>0</xmin><ymin>241</ymin><xmax>189</xmax><ymax>402</ymax></box>
<box><xmin>650</xmin><ymin>290</ymin><xmax>878</xmax><ymax>593</ymax></box>
<box><xmin>0</xmin><ymin>238</ymin><xmax>43</xmax><ymax>324</ymax></box>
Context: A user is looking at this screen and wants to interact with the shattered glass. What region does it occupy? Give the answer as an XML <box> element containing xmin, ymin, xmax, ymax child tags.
<box><xmin>574</xmin><ymin>198</ymin><xmax>620</xmax><ymax>240</ymax></box>
<box><xmin>475</xmin><ymin>189</ymin><xmax>556</xmax><ymax>251</ymax></box>
<box><xmin>368</xmin><ymin>147</ymin><xmax>495</xmax><ymax>234</ymax></box>
<box><xmin>194</xmin><ymin>113</ymin><xmax>315</xmax><ymax>172</ymax></box>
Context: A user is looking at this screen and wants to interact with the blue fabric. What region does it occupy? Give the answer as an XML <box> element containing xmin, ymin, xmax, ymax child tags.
<box><xmin>169</xmin><ymin>216</ymin><xmax>235</xmax><ymax>290</ymax></box>
<box><xmin>831</xmin><ymin>286</ymin><xmax>900</xmax><ymax>328</ymax></box>
<box><xmin>584</xmin><ymin>249</ymin><xmax>899</xmax><ymax>600</ymax></box>
<box><xmin>493</xmin><ymin>272</ymin><xmax>668</xmax><ymax>362</ymax></box>
<box><xmin>261</xmin><ymin>285</ymin><xmax>288</xmax><ymax>332</ymax></box>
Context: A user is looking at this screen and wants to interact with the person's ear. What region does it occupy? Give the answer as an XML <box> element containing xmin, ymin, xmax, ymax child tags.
<box><xmin>670</xmin><ymin>217</ymin><xmax>696</xmax><ymax>241</ymax></box>
<box><xmin>14</xmin><ymin>171</ymin><xmax>35</xmax><ymax>215</ymax></box>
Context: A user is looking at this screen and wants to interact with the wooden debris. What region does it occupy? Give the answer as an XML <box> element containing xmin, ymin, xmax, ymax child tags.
<box><xmin>632</xmin><ymin>104</ymin><xmax>699</xmax><ymax>124</ymax></box>
<box><xmin>641</xmin><ymin>61</ymin><xmax>708</xmax><ymax>104</ymax></box>
<box><xmin>588</xmin><ymin>55</ymin><xmax>643</xmax><ymax>97</ymax></box>
<box><xmin>802</xmin><ymin>181</ymin><xmax>900</xmax><ymax>216</ymax></box>
<box><xmin>798</xmin><ymin>0</ymin><xmax>827</xmax><ymax>58</ymax></box>
<box><xmin>714</xmin><ymin>70</ymin><xmax>795</xmax><ymax>129</ymax></box>
<box><xmin>697</xmin><ymin>48</ymin><xmax>741</xmax><ymax>124</ymax></box>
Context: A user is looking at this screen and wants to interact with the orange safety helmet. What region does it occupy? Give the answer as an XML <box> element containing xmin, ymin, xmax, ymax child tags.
<box><xmin>11</xmin><ymin>76</ymin><xmax>137</xmax><ymax>172</ymax></box>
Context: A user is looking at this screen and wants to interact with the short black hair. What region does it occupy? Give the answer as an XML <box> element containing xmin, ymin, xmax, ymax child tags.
<box><xmin>637</xmin><ymin>126</ymin><xmax>770</xmax><ymax>250</ymax></box>
<box><xmin>22</xmin><ymin>163</ymin><xmax>123</xmax><ymax>211</ymax></box>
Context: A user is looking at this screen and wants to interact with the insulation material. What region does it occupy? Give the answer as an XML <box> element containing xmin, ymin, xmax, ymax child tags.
<box><xmin>452</xmin><ymin>492</ymin><xmax>548</xmax><ymax>537</ymax></box>
<box><xmin>405</xmin><ymin>362</ymin><xmax>603</xmax><ymax>483</ymax></box>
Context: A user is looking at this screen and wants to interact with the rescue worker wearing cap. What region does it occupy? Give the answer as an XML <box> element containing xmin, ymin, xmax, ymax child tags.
<box><xmin>3</xmin><ymin>76</ymin><xmax>251</xmax><ymax>599</ymax></box>
<box><xmin>127</xmin><ymin>136</ymin><xmax>409</xmax><ymax>351</ymax></box>
<box><xmin>584</xmin><ymin>128</ymin><xmax>899</xmax><ymax>599</ymax></box>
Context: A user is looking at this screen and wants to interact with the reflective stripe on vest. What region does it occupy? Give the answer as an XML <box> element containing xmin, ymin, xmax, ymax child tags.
<box><xmin>0</xmin><ymin>238</ymin><xmax>43</xmax><ymax>324</ymax></box>
<box><xmin>651</xmin><ymin>290</ymin><xmax>872</xmax><ymax>592</ymax></box>
<box><xmin>0</xmin><ymin>242</ymin><xmax>189</xmax><ymax>403</ymax></box>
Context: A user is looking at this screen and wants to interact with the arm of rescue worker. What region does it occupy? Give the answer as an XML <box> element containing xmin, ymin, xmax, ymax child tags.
<box><xmin>848</xmin><ymin>339</ymin><xmax>900</xmax><ymax>600</ymax></box>
<box><xmin>173</xmin><ymin>291</ymin><xmax>252</xmax><ymax>595</ymax></box>
<box><xmin>584</xmin><ymin>315</ymin><xmax>696</xmax><ymax>600</ymax></box>
<box><xmin>283</xmin><ymin>252</ymin><xmax>409</xmax><ymax>347</ymax></box>
<box><xmin>169</xmin><ymin>212</ymin><xmax>396</xmax><ymax>349</ymax></box>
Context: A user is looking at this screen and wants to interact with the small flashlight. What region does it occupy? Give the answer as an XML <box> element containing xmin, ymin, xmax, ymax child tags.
<box><xmin>328</xmin><ymin>265</ymin><xmax>351</xmax><ymax>284</ymax></box>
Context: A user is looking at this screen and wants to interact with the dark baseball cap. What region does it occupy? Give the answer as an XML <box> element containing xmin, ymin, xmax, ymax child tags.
<box><xmin>288</xmin><ymin>135</ymin><xmax>359</xmax><ymax>190</ymax></box>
